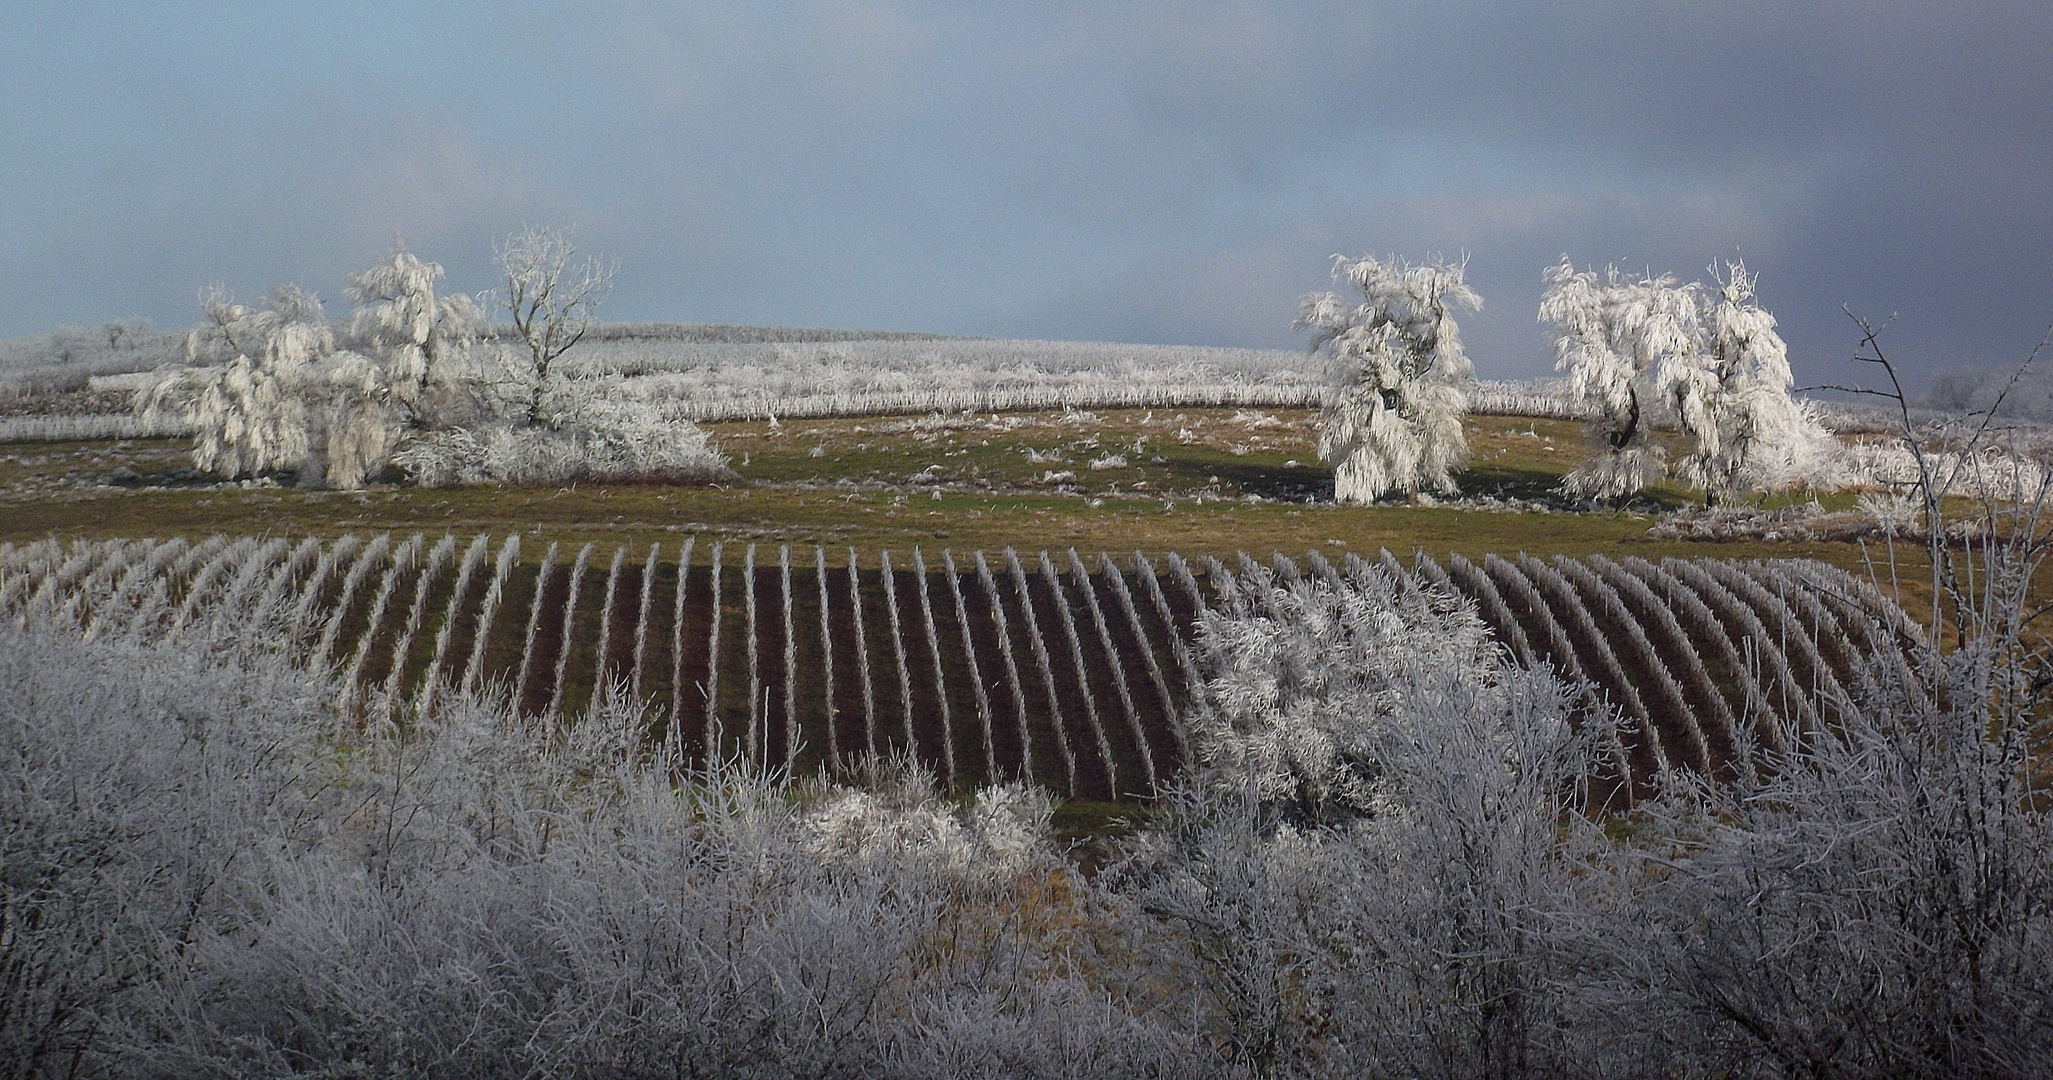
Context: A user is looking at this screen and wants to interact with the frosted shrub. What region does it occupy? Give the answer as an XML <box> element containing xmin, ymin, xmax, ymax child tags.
<box><xmin>1297</xmin><ymin>253</ymin><xmax>1480</xmax><ymax>502</ymax></box>
<box><xmin>391</xmin><ymin>395</ymin><xmax>726</xmax><ymax>484</ymax></box>
<box><xmin>1126</xmin><ymin>558</ymin><xmax>1608</xmax><ymax>1078</ymax></box>
<box><xmin>0</xmin><ymin>621</ymin><xmax>329</xmax><ymax>1078</ymax></box>
<box><xmin>1600</xmin><ymin>652</ymin><xmax>2053</xmax><ymax>1078</ymax></box>
<box><xmin>1857</xmin><ymin>489</ymin><xmax>1922</xmax><ymax>535</ymax></box>
<box><xmin>804</xmin><ymin>758</ymin><xmax>1055</xmax><ymax>883</ymax></box>
<box><xmin>385</xmin><ymin>228</ymin><xmax>725</xmax><ymax>487</ymax></box>
<box><xmin>1188</xmin><ymin>558</ymin><xmax>1502</xmax><ymax>823</ymax></box>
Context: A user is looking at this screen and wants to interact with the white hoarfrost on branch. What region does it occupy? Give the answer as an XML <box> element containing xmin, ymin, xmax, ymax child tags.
<box><xmin>140</xmin><ymin>284</ymin><xmax>399</xmax><ymax>488</ymax></box>
<box><xmin>344</xmin><ymin>244</ymin><xmax>485</xmax><ymax>422</ymax></box>
<box><xmin>1298</xmin><ymin>254</ymin><xmax>1480</xmax><ymax>502</ymax></box>
<box><xmin>140</xmin><ymin>233</ymin><xmax>725</xmax><ymax>489</ymax></box>
<box><xmin>496</xmin><ymin>224</ymin><xmax>613</xmax><ymax>425</ymax></box>
<box><xmin>1539</xmin><ymin>260</ymin><xmax>1698</xmax><ymax>500</ymax></box>
<box><xmin>1666</xmin><ymin>261</ymin><xmax>1837</xmax><ymax>504</ymax></box>
<box><xmin>391</xmin><ymin>226</ymin><xmax>726</xmax><ymax>486</ymax></box>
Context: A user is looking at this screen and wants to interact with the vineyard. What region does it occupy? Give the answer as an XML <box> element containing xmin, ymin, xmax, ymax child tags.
<box><xmin>1</xmin><ymin>534</ymin><xmax>1915</xmax><ymax>804</ymax></box>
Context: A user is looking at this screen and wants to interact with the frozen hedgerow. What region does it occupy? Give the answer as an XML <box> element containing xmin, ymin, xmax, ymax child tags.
<box><xmin>1</xmin><ymin>617</ymin><xmax>1211</xmax><ymax>1079</ymax></box>
<box><xmin>1297</xmin><ymin>254</ymin><xmax>1480</xmax><ymax>502</ymax></box>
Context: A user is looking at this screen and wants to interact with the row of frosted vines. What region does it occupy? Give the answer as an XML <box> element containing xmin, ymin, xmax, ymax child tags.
<box><xmin>0</xmin><ymin>536</ymin><xmax>1914</xmax><ymax>802</ymax></box>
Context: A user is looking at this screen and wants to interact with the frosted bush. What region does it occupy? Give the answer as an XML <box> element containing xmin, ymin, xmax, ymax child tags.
<box><xmin>1596</xmin><ymin>615</ymin><xmax>2053</xmax><ymax>1077</ymax></box>
<box><xmin>391</xmin><ymin>392</ymin><xmax>727</xmax><ymax>485</ymax></box>
<box><xmin>804</xmin><ymin>761</ymin><xmax>1054</xmax><ymax>883</ymax></box>
<box><xmin>0</xmin><ymin>621</ymin><xmax>329</xmax><ymax>1076</ymax></box>
<box><xmin>1129</xmin><ymin>555</ymin><xmax>1608</xmax><ymax>1077</ymax></box>
<box><xmin>1857</xmin><ymin>490</ymin><xmax>1921</xmax><ymax>536</ymax></box>
<box><xmin>1188</xmin><ymin>557</ymin><xmax>1506</xmax><ymax>823</ymax></box>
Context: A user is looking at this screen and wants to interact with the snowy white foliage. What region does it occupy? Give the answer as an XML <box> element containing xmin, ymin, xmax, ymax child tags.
<box><xmin>136</xmin><ymin>237</ymin><xmax>723</xmax><ymax>489</ymax></box>
<box><xmin>1189</xmin><ymin>557</ymin><xmax>1510</xmax><ymax>822</ymax></box>
<box><xmin>1667</xmin><ymin>261</ymin><xmax>1838</xmax><ymax>500</ymax></box>
<box><xmin>345</xmin><ymin>245</ymin><xmax>484</xmax><ymax>415</ymax></box>
<box><xmin>1539</xmin><ymin>260</ymin><xmax>1696</xmax><ymax>499</ymax></box>
<box><xmin>139</xmin><ymin>285</ymin><xmax>402</xmax><ymax>487</ymax></box>
<box><xmin>0</xmin><ymin>319</ymin><xmax>178</xmax><ymax>389</ymax></box>
<box><xmin>1297</xmin><ymin>254</ymin><xmax>1480</xmax><ymax>501</ymax></box>
<box><xmin>1544</xmin><ymin>258</ymin><xmax>1839</xmax><ymax>502</ymax></box>
<box><xmin>1599</xmin><ymin>654</ymin><xmax>2053</xmax><ymax>1077</ymax></box>
<box><xmin>804</xmin><ymin>758</ymin><xmax>1054</xmax><ymax>882</ymax></box>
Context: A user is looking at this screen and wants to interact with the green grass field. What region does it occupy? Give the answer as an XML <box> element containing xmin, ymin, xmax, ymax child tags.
<box><xmin>0</xmin><ymin>409</ymin><xmax>1883</xmax><ymax>575</ymax></box>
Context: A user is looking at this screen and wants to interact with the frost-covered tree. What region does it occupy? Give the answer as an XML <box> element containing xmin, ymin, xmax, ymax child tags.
<box><xmin>1539</xmin><ymin>260</ymin><xmax>1700</xmax><ymax>500</ymax></box>
<box><xmin>140</xmin><ymin>285</ymin><xmax>399</xmax><ymax>488</ymax></box>
<box><xmin>140</xmin><ymin>246</ymin><xmax>480</xmax><ymax>490</ymax></box>
<box><xmin>1661</xmin><ymin>261</ymin><xmax>1835</xmax><ymax>505</ymax></box>
<box><xmin>439</xmin><ymin>227</ymin><xmax>720</xmax><ymax>484</ymax></box>
<box><xmin>344</xmin><ymin>244</ymin><xmax>484</xmax><ymax>419</ymax></box>
<box><xmin>142</xmin><ymin>236</ymin><xmax>723</xmax><ymax>490</ymax></box>
<box><xmin>390</xmin><ymin>226</ymin><xmax>725</xmax><ymax>486</ymax></box>
<box><xmin>495</xmin><ymin>224</ymin><xmax>613</xmax><ymax>425</ymax></box>
<box><xmin>1297</xmin><ymin>254</ymin><xmax>1480</xmax><ymax>502</ymax></box>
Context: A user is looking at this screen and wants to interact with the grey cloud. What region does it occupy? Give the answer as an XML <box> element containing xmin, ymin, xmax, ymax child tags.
<box><xmin>2</xmin><ymin>1</ymin><xmax>2047</xmax><ymax>386</ymax></box>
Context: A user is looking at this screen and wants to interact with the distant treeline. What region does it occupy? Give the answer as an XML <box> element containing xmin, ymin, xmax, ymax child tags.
<box><xmin>1925</xmin><ymin>363</ymin><xmax>2053</xmax><ymax>422</ymax></box>
<box><xmin>0</xmin><ymin>320</ymin><xmax>962</xmax><ymax>386</ymax></box>
<box><xmin>483</xmin><ymin>321</ymin><xmax>969</xmax><ymax>345</ymax></box>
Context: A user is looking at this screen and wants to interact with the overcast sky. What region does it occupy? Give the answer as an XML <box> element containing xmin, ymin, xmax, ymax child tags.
<box><xmin>4</xmin><ymin>1</ymin><xmax>2048</xmax><ymax>384</ymax></box>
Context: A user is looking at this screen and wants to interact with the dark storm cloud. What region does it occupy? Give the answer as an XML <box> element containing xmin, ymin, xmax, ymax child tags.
<box><xmin>2</xmin><ymin>2</ymin><xmax>2047</xmax><ymax>385</ymax></box>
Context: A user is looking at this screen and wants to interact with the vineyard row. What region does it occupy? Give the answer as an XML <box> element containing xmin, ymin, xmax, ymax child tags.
<box><xmin>1</xmin><ymin>536</ymin><xmax>1914</xmax><ymax>802</ymax></box>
